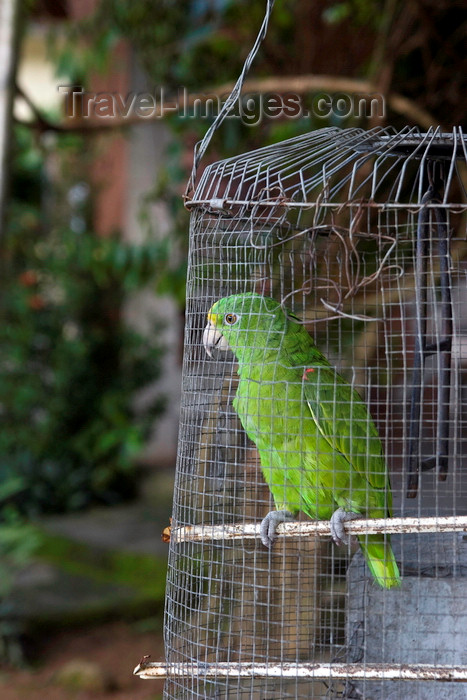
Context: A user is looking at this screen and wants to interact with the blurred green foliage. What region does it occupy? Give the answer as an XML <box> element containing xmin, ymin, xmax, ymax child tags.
<box><xmin>0</xmin><ymin>125</ymin><xmax>166</xmax><ymax>516</ymax></box>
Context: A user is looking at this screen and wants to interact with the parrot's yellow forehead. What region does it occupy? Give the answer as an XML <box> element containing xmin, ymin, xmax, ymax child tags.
<box><xmin>207</xmin><ymin>310</ymin><xmax>220</xmax><ymax>325</ymax></box>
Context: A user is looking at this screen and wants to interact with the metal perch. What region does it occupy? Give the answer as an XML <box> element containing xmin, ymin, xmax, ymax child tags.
<box><xmin>164</xmin><ymin>514</ymin><xmax>467</xmax><ymax>544</ymax></box>
<box><xmin>134</xmin><ymin>660</ymin><xmax>467</xmax><ymax>682</ymax></box>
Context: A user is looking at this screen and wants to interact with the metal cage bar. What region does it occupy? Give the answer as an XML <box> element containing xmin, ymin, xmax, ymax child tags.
<box><xmin>166</xmin><ymin>514</ymin><xmax>467</xmax><ymax>544</ymax></box>
<box><xmin>136</xmin><ymin>660</ymin><xmax>467</xmax><ymax>682</ymax></box>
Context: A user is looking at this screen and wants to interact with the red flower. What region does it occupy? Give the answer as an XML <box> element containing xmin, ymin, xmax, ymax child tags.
<box><xmin>28</xmin><ymin>295</ymin><xmax>46</xmax><ymax>310</ymax></box>
<box><xmin>18</xmin><ymin>270</ymin><xmax>38</xmax><ymax>287</ymax></box>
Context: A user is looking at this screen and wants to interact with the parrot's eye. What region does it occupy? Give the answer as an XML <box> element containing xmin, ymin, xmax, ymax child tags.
<box><xmin>224</xmin><ymin>313</ymin><xmax>239</xmax><ymax>326</ymax></box>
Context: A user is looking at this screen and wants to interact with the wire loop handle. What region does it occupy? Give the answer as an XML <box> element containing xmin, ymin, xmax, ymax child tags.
<box><xmin>184</xmin><ymin>0</ymin><xmax>276</xmax><ymax>202</ymax></box>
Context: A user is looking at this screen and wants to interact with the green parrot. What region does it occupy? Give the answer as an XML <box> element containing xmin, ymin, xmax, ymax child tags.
<box><xmin>203</xmin><ymin>292</ymin><xmax>400</xmax><ymax>589</ymax></box>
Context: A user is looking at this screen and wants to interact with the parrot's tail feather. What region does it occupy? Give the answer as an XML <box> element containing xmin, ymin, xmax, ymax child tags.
<box><xmin>357</xmin><ymin>534</ymin><xmax>401</xmax><ymax>589</ymax></box>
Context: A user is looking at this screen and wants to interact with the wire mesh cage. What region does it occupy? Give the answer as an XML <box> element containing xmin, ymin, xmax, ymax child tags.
<box><xmin>133</xmin><ymin>125</ymin><xmax>467</xmax><ymax>699</ymax></box>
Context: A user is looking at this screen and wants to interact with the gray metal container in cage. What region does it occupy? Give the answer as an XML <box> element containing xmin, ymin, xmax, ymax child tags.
<box><xmin>133</xmin><ymin>123</ymin><xmax>467</xmax><ymax>699</ymax></box>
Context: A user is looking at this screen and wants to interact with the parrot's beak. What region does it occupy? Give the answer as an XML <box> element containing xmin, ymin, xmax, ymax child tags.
<box><xmin>203</xmin><ymin>320</ymin><xmax>230</xmax><ymax>358</ymax></box>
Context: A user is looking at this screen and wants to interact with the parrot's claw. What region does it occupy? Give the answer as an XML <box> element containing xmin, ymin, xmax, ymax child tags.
<box><xmin>260</xmin><ymin>510</ymin><xmax>295</xmax><ymax>548</ymax></box>
<box><xmin>330</xmin><ymin>507</ymin><xmax>361</xmax><ymax>546</ymax></box>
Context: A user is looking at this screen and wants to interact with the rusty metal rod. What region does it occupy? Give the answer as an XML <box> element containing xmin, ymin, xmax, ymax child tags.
<box><xmin>406</xmin><ymin>171</ymin><xmax>454</xmax><ymax>496</ymax></box>
<box><xmin>166</xmin><ymin>514</ymin><xmax>467</xmax><ymax>544</ymax></box>
<box><xmin>435</xmin><ymin>204</ymin><xmax>453</xmax><ymax>482</ymax></box>
<box><xmin>406</xmin><ymin>196</ymin><xmax>431</xmax><ymax>498</ymax></box>
<box><xmin>134</xmin><ymin>660</ymin><xmax>467</xmax><ymax>682</ymax></box>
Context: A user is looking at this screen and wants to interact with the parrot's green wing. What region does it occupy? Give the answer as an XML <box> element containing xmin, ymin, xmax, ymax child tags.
<box><xmin>301</xmin><ymin>364</ymin><xmax>388</xmax><ymax>494</ymax></box>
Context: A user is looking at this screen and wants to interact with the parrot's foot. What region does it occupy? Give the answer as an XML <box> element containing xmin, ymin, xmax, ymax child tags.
<box><xmin>260</xmin><ymin>510</ymin><xmax>295</xmax><ymax>548</ymax></box>
<box><xmin>330</xmin><ymin>508</ymin><xmax>361</xmax><ymax>546</ymax></box>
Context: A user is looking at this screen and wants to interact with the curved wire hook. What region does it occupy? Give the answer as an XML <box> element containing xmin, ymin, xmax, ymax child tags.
<box><xmin>184</xmin><ymin>0</ymin><xmax>276</xmax><ymax>203</ymax></box>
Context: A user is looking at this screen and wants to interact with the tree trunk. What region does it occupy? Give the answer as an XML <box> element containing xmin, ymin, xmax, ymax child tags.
<box><xmin>0</xmin><ymin>0</ymin><xmax>21</xmax><ymax>240</ymax></box>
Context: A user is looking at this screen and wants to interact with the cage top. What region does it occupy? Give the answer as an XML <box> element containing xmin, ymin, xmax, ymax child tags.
<box><xmin>355</xmin><ymin>132</ymin><xmax>467</xmax><ymax>160</ymax></box>
<box><xmin>188</xmin><ymin>125</ymin><xmax>467</xmax><ymax>212</ymax></box>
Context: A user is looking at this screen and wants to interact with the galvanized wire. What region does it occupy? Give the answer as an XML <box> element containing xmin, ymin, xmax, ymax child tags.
<box><xmin>184</xmin><ymin>0</ymin><xmax>276</xmax><ymax>201</ymax></box>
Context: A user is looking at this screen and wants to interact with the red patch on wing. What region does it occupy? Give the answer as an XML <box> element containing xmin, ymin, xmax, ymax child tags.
<box><xmin>302</xmin><ymin>367</ymin><xmax>315</xmax><ymax>380</ymax></box>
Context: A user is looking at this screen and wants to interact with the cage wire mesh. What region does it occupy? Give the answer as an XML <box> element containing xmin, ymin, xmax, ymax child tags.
<box><xmin>132</xmin><ymin>124</ymin><xmax>467</xmax><ymax>700</ymax></box>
